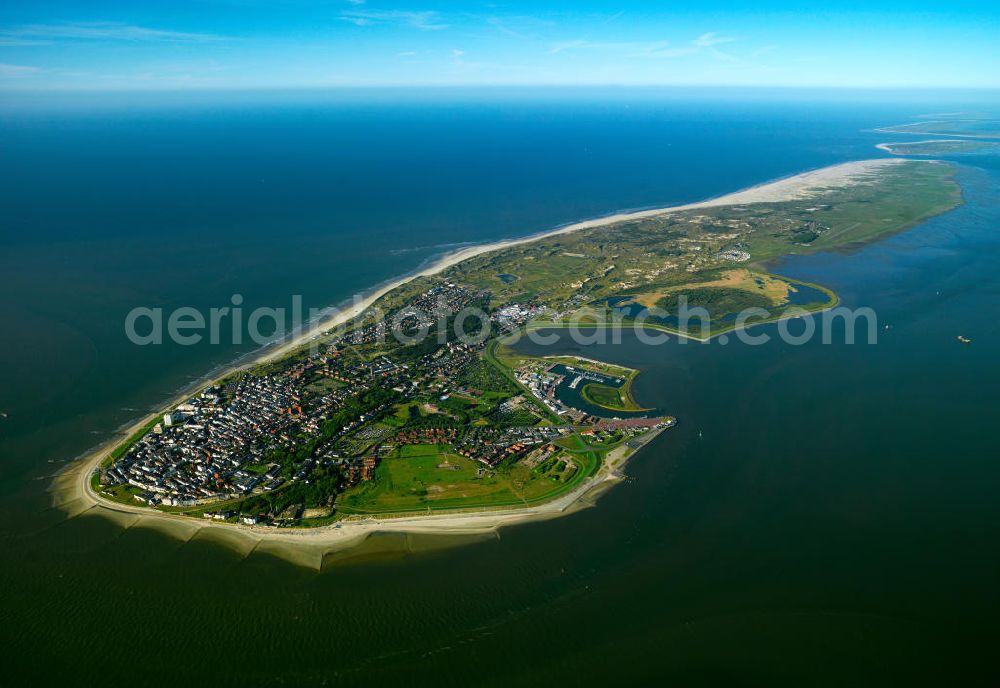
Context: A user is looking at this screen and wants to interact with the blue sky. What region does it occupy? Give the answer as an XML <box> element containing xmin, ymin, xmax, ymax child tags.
<box><xmin>1</xmin><ymin>1</ymin><xmax>998</xmax><ymax>90</ymax></box>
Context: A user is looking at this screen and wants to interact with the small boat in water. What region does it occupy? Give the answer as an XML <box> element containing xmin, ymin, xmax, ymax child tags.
<box><xmin>957</xmin><ymin>335</ymin><xmax>972</xmax><ymax>344</ymax></box>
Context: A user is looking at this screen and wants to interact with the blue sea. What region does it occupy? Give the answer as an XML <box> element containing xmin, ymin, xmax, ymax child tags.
<box><xmin>0</xmin><ymin>88</ymin><xmax>974</xmax><ymax>485</ymax></box>
<box><xmin>2</xmin><ymin>88</ymin><xmax>1000</xmax><ymax>686</ymax></box>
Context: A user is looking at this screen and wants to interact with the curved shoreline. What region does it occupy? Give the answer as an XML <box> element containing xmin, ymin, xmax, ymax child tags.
<box><xmin>53</xmin><ymin>157</ymin><xmax>916</xmax><ymax>559</ymax></box>
<box><xmin>876</xmin><ymin>139</ymin><xmax>960</xmax><ymax>153</ymax></box>
<box><xmin>60</xmin><ymin>425</ymin><xmax>656</xmax><ymax>568</ymax></box>
<box><xmin>874</xmin><ymin>123</ymin><xmax>1000</xmax><ymax>140</ymax></box>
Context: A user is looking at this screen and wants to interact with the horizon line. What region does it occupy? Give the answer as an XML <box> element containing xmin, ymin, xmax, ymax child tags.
<box><xmin>4</xmin><ymin>83</ymin><xmax>1000</xmax><ymax>95</ymax></box>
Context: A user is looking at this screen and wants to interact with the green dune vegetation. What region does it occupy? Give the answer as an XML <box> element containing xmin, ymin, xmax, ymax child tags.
<box><xmin>379</xmin><ymin>159</ymin><xmax>959</xmax><ymax>339</ymax></box>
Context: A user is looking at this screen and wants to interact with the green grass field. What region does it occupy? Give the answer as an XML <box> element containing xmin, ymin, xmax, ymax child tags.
<box><xmin>337</xmin><ymin>443</ymin><xmax>599</xmax><ymax>515</ymax></box>
<box><xmin>656</xmin><ymin>286</ymin><xmax>773</xmax><ymax>319</ymax></box>
<box><xmin>581</xmin><ymin>383</ymin><xmax>624</xmax><ymax>409</ymax></box>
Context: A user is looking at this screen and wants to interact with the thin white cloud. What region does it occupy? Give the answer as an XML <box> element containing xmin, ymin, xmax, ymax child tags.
<box><xmin>486</xmin><ymin>15</ymin><xmax>555</xmax><ymax>40</ymax></box>
<box><xmin>0</xmin><ymin>37</ymin><xmax>53</xmax><ymax>46</ymax></box>
<box><xmin>487</xmin><ymin>17</ymin><xmax>528</xmax><ymax>40</ymax></box>
<box><xmin>397</xmin><ymin>50</ymin><xmax>418</xmax><ymax>57</ymax></box>
<box><xmin>550</xmin><ymin>40</ymin><xmax>688</xmax><ymax>58</ymax></box>
<box><xmin>694</xmin><ymin>32</ymin><xmax>736</xmax><ymax>48</ymax></box>
<box><xmin>340</xmin><ymin>10</ymin><xmax>448</xmax><ymax>31</ymax></box>
<box><xmin>751</xmin><ymin>45</ymin><xmax>778</xmax><ymax>57</ymax></box>
<box><xmin>549</xmin><ymin>39</ymin><xmax>589</xmax><ymax>54</ymax></box>
<box><xmin>451</xmin><ymin>49</ymin><xmax>465</xmax><ymax>57</ymax></box>
<box><xmin>631</xmin><ymin>42</ymin><xmax>697</xmax><ymax>59</ymax></box>
<box><xmin>551</xmin><ymin>33</ymin><xmax>740</xmax><ymax>61</ymax></box>
<box><xmin>0</xmin><ymin>63</ymin><xmax>41</xmax><ymax>77</ymax></box>
<box><xmin>599</xmin><ymin>10</ymin><xmax>626</xmax><ymax>26</ymax></box>
<box><xmin>0</xmin><ymin>22</ymin><xmax>228</xmax><ymax>43</ymax></box>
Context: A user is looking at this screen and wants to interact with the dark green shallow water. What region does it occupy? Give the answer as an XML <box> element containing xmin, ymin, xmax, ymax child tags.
<box><xmin>2</xmin><ymin>93</ymin><xmax>1000</xmax><ymax>686</ymax></box>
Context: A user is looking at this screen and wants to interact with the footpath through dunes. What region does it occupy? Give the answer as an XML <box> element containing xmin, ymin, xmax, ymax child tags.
<box><xmin>54</xmin><ymin>158</ymin><xmax>954</xmax><ymax>563</ymax></box>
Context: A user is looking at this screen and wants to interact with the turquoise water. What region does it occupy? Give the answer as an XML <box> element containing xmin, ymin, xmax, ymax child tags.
<box><xmin>2</xmin><ymin>89</ymin><xmax>999</xmax><ymax>686</ymax></box>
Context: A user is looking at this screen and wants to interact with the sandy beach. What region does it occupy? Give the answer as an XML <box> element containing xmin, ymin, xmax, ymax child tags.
<box><xmin>235</xmin><ymin>158</ymin><xmax>910</xmax><ymax>366</ymax></box>
<box><xmin>54</xmin><ymin>157</ymin><xmax>920</xmax><ymax>563</ymax></box>
<box><xmin>256</xmin><ymin>158</ymin><xmax>911</xmax><ymax>365</ymax></box>
<box><xmin>54</xmin><ymin>425</ymin><xmax>652</xmax><ymax>568</ymax></box>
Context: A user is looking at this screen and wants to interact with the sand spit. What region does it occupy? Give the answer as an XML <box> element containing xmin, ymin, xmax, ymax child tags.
<box><xmin>685</xmin><ymin>158</ymin><xmax>909</xmax><ymax>206</ymax></box>
<box><xmin>876</xmin><ymin>140</ymin><xmax>964</xmax><ymax>154</ymax></box>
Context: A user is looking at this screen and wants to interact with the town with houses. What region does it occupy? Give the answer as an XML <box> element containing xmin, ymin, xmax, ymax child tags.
<box><xmin>95</xmin><ymin>280</ymin><xmax>674</xmax><ymax>526</ymax></box>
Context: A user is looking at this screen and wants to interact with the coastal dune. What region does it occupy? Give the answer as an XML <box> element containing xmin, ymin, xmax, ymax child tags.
<box><xmin>56</xmin><ymin>158</ymin><xmax>922</xmax><ymax>565</ymax></box>
<box><xmin>260</xmin><ymin>158</ymin><xmax>909</xmax><ymax>363</ymax></box>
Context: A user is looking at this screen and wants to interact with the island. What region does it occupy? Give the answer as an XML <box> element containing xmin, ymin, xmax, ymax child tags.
<box><xmin>876</xmin><ymin>118</ymin><xmax>1000</xmax><ymax>139</ymax></box>
<box><xmin>61</xmin><ymin>158</ymin><xmax>961</xmax><ymax>551</ymax></box>
<box><xmin>877</xmin><ymin>140</ymin><xmax>1000</xmax><ymax>156</ymax></box>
